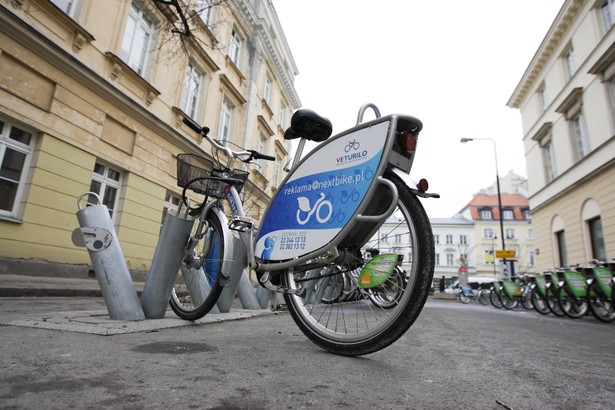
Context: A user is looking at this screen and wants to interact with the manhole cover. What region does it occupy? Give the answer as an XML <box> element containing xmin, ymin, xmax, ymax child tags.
<box><xmin>132</xmin><ymin>341</ymin><xmax>217</xmax><ymax>354</ymax></box>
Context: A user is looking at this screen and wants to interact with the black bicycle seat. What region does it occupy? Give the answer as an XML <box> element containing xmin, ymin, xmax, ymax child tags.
<box><xmin>284</xmin><ymin>109</ymin><xmax>333</xmax><ymax>142</ymax></box>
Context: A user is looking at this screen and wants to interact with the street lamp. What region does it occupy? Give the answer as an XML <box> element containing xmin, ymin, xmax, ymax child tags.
<box><xmin>460</xmin><ymin>137</ymin><xmax>509</xmax><ymax>278</ymax></box>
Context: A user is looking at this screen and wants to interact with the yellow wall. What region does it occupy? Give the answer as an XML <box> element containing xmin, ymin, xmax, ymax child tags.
<box><xmin>532</xmin><ymin>164</ymin><xmax>615</xmax><ymax>271</ymax></box>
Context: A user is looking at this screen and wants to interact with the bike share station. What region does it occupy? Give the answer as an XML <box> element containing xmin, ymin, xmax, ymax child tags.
<box><xmin>71</xmin><ymin>193</ymin><xmax>277</xmax><ymax>322</ymax></box>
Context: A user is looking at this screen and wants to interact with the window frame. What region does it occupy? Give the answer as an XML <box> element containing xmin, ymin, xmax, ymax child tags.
<box><xmin>601</xmin><ymin>0</ymin><xmax>615</xmax><ymax>32</ymax></box>
<box><xmin>0</xmin><ymin>119</ymin><xmax>36</xmax><ymax>220</ymax></box>
<box><xmin>228</xmin><ymin>27</ymin><xmax>242</xmax><ymax>67</ymax></box>
<box><xmin>120</xmin><ymin>2</ymin><xmax>155</xmax><ymax>77</ymax></box>
<box><xmin>483</xmin><ymin>228</ymin><xmax>495</xmax><ymax>239</ymax></box>
<box><xmin>51</xmin><ymin>0</ymin><xmax>83</xmax><ymax>19</ymax></box>
<box><xmin>181</xmin><ymin>62</ymin><xmax>204</xmax><ymax>119</ymax></box>
<box><xmin>196</xmin><ymin>0</ymin><xmax>214</xmax><ymax>27</ymax></box>
<box><xmin>89</xmin><ymin>161</ymin><xmax>123</xmax><ymax>222</ymax></box>
<box><xmin>219</xmin><ymin>99</ymin><xmax>235</xmax><ymax>144</ymax></box>
<box><xmin>570</xmin><ymin>111</ymin><xmax>589</xmax><ymax>161</ymax></box>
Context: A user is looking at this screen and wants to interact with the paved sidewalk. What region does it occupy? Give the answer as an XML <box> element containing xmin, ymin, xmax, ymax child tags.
<box><xmin>0</xmin><ymin>274</ymin><xmax>276</xmax><ymax>335</ymax></box>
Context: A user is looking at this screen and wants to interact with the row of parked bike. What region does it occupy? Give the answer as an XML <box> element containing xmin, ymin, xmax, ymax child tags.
<box><xmin>456</xmin><ymin>260</ymin><xmax>615</xmax><ymax>323</ymax></box>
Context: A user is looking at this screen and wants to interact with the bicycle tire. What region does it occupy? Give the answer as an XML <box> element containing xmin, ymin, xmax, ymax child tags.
<box><xmin>282</xmin><ymin>171</ymin><xmax>434</xmax><ymax>356</ymax></box>
<box><xmin>477</xmin><ymin>289</ymin><xmax>490</xmax><ymax>305</ymax></box>
<box><xmin>530</xmin><ymin>287</ymin><xmax>550</xmax><ymax>315</ymax></box>
<box><xmin>501</xmin><ymin>294</ymin><xmax>519</xmax><ymax>310</ymax></box>
<box><xmin>490</xmin><ymin>289</ymin><xmax>503</xmax><ymax>309</ymax></box>
<box><xmin>367</xmin><ymin>267</ymin><xmax>406</xmax><ymax>309</ymax></box>
<box><xmin>557</xmin><ymin>289</ymin><xmax>588</xmax><ymax>319</ymax></box>
<box><xmin>169</xmin><ymin>210</ymin><xmax>225</xmax><ymax>320</ymax></box>
<box><xmin>546</xmin><ymin>288</ymin><xmax>565</xmax><ymax>316</ymax></box>
<box><xmin>458</xmin><ymin>291</ymin><xmax>471</xmax><ymax>304</ymax></box>
<box><xmin>587</xmin><ymin>281</ymin><xmax>615</xmax><ymax>323</ymax></box>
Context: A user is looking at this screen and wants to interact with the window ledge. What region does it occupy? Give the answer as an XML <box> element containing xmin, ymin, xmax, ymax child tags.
<box><xmin>104</xmin><ymin>52</ymin><xmax>161</xmax><ymax>105</ymax></box>
<box><xmin>0</xmin><ymin>215</ymin><xmax>24</xmax><ymax>224</ymax></box>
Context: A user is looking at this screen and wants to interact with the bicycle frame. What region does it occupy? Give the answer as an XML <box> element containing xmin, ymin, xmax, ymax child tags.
<box><xmin>185</xmin><ymin>104</ymin><xmax>431</xmax><ymax>298</ymax></box>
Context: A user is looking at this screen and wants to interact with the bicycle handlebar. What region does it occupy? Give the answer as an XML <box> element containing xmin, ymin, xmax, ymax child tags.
<box><xmin>182</xmin><ymin>117</ymin><xmax>275</xmax><ymax>165</ymax></box>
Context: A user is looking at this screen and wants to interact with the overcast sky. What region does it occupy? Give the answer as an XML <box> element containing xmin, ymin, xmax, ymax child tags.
<box><xmin>272</xmin><ymin>0</ymin><xmax>564</xmax><ymax>218</ymax></box>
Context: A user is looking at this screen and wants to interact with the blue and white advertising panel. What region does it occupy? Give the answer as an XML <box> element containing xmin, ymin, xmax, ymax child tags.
<box><xmin>256</xmin><ymin>121</ymin><xmax>390</xmax><ymax>261</ymax></box>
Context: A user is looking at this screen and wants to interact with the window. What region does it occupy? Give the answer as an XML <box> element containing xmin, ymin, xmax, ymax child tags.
<box><xmin>505</xmin><ymin>228</ymin><xmax>516</xmax><ymax>240</ymax></box>
<box><xmin>258</xmin><ymin>133</ymin><xmax>267</xmax><ymax>170</ymax></box>
<box><xmin>196</xmin><ymin>0</ymin><xmax>214</xmax><ymax>26</ymax></box>
<box><xmin>51</xmin><ymin>0</ymin><xmax>82</xmax><ymax>19</ymax></box>
<box><xmin>459</xmin><ymin>235</ymin><xmax>467</xmax><ymax>245</ymax></box>
<box><xmin>522</xmin><ymin>209</ymin><xmax>531</xmax><ymax>220</ymax></box>
<box><xmin>89</xmin><ymin>162</ymin><xmax>122</xmax><ymax>220</ymax></box>
<box><xmin>228</xmin><ymin>28</ymin><xmax>241</xmax><ymax>66</ymax></box>
<box><xmin>446</xmin><ymin>254</ymin><xmax>455</xmax><ymax>266</ymax></box>
<box><xmin>555</xmin><ymin>230</ymin><xmax>568</xmax><ymax>267</ymax></box>
<box><xmin>483</xmin><ymin>228</ymin><xmax>495</xmax><ymax>239</ymax></box>
<box><xmin>564</xmin><ymin>46</ymin><xmax>577</xmax><ymax>79</ymax></box>
<box><xmin>445</xmin><ymin>234</ymin><xmax>453</xmax><ymax>244</ymax></box>
<box><xmin>434</xmin><ymin>234</ymin><xmax>439</xmax><ymax>244</ymax></box>
<box><xmin>435</xmin><ymin>253</ymin><xmax>440</xmax><ymax>266</ymax></box>
<box><xmin>502</xmin><ymin>209</ymin><xmax>514</xmax><ymax>220</ymax></box>
<box><xmin>570</xmin><ymin>112</ymin><xmax>589</xmax><ymax>161</ymax></box>
<box><xmin>181</xmin><ymin>63</ymin><xmax>203</xmax><ymax>119</ymax></box>
<box><xmin>219</xmin><ymin>99</ymin><xmax>234</xmax><ymax>143</ymax></box>
<box><xmin>0</xmin><ymin>119</ymin><xmax>35</xmax><ymax>219</ymax></box>
<box><xmin>264</xmin><ymin>74</ymin><xmax>272</xmax><ymax>105</ymax></box>
<box><xmin>381</xmin><ymin>233</ymin><xmax>389</xmax><ymax>243</ymax></box>
<box><xmin>602</xmin><ymin>0</ymin><xmax>615</xmax><ymax>32</ymax></box>
<box><xmin>527</xmin><ymin>229</ymin><xmax>533</xmax><ymax>240</ymax></box>
<box><xmin>395</xmin><ymin>234</ymin><xmax>402</xmax><ymax>243</ymax></box>
<box><xmin>480</xmin><ymin>209</ymin><xmax>492</xmax><ymax>220</ymax></box>
<box><xmin>588</xmin><ymin>217</ymin><xmax>606</xmax><ymax>261</ymax></box>
<box><xmin>120</xmin><ymin>3</ymin><xmax>154</xmax><ymax>76</ymax></box>
<box><xmin>528</xmin><ymin>250</ymin><xmax>536</xmax><ymax>267</ymax></box>
<box><xmin>542</xmin><ymin>139</ymin><xmax>556</xmax><ymax>182</ymax></box>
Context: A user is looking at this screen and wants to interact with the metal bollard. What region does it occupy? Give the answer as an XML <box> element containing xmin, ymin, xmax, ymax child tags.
<box><xmin>72</xmin><ymin>193</ymin><xmax>145</xmax><ymax>321</ymax></box>
<box><xmin>216</xmin><ymin>235</ymin><xmax>247</xmax><ymax>313</ymax></box>
<box><xmin>141</xmin><ymin>209</ymin><xmax>194</xmax><ymax>318</ymax></box>
<box><xmin>235</xmin><ymin>271</ymin><xmax>261</xmax><ymax>310</ymax></box>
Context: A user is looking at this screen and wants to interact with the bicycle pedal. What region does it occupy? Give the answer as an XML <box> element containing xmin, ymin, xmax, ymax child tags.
<box><xmin>229</xmin><ymin>217</ymin><xmax>253</xmax><ymax>232</ymax></box>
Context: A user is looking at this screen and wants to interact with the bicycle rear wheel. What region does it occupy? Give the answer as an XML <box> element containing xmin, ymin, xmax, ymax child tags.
<box><xmin>169</xmin><ymin>211</ymin><xmax>225</xmax><ymax>320</ymax></box>
<box><xmin>282</xmin><ymin>172</ymin><xmax>434</xmax><ymax>356</ymax></box>
<box><xmin>587</xmin><ymin>281</ymin><xmax>615</xmax><ymax>322</ymax></box>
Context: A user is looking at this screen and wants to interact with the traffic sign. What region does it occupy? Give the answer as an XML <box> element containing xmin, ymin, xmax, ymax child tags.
<box><xmin>496</xmin><ymin>250</ymin><xmax>515</xmax><ymax>258</ymax></box>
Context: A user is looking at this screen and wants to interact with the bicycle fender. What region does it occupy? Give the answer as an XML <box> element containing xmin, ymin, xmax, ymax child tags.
<box><xmin>389</xmin><ymin>167</ymin><xmax>439</xmax><ymax>198</ymax></box>
<box><xmin>210</xmin><ymin>206</ymin><xmax>234</xmax><ymax>284</ymax></box>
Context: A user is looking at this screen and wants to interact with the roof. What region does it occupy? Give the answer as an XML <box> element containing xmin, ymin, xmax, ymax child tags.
<box><xmin>460</xmin><ymin>194</ymin><xmax>529</xmax><ymax>221</ymax></box>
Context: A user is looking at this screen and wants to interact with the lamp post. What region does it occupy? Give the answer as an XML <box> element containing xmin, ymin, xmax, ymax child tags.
<box><xmin>460</xmin><ymin>137</ymin><xmax>509</xmax><ymax>278</ymax></box>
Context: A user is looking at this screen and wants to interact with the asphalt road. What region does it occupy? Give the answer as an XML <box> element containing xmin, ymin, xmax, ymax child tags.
<box><xmin>1</xmin><ymin>297</ymin><xmax>614</xmax><ymax>409</ymax></box>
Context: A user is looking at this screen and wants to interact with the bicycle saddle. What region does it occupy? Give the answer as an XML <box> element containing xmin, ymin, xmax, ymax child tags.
<box><xmin>284</xmin><ymin>109</ymin><xmax>333</xmax><ymax>142</ymax></box>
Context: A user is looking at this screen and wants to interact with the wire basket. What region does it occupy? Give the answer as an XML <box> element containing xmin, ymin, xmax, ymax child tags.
<box><xmin>176</xmin><ymin>153</ymin><xmax>249</xmax><ymax>198</ymax></box>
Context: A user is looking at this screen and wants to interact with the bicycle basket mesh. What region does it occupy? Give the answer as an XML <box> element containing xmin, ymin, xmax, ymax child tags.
<box><xmin>176</xmin><ymin>154</ymin><xmax>214</xmax><ymax>195</ymax></box>
<box><xmin>176</xmin><ymin>154</ymin><xmax>250</xmax><ymax>197</ymax></box>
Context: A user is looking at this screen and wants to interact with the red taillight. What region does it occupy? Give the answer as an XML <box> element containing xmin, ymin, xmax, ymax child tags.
<box><xmin>399</xmin><ymin>131</ymin><xmax>418</xmax><ymax>152</ymax></box>
<box><xmin>416</xmin><ymin>178</ymin><xmax>429</xmax><ymax>192</ymax></box>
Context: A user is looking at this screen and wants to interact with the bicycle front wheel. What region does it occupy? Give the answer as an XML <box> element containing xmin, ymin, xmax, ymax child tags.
<box><xmin>169</xmin><ymin>210</ymin><xmax>225</xmax><ymax>321</ymax></box>
<box><xmin>283</xmin><ymin>172</ymin><xmax>434</xmax><ymax>356</ymax></box>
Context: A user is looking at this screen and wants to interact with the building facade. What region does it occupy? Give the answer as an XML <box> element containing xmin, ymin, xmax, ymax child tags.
<box><xmin>430</xmin><ymin>216</ymin><xmax>475</xmax><ymax>287</ymax></box>
<box><xmin>507</xmin><ymin>0</ymin><xmax>615</xmax><ymax>270</ymax></box>
<box><xmin>457</xmin><ymin>193</ymin><xmax>534</xmax><ymax>278</ymax></box>
<box><xmin>0</xmin><ymin>0</ymin><xmax>299</xmax><ymax>277</ymax></box>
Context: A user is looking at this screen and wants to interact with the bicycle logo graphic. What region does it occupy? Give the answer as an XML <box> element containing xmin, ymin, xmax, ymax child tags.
<box><xmin>296</xmin><ymin>192</ymin><xmax>333</xmax><ymax>225</ymax></box>
<box><xmin>344</xmin><ymin>139</ymin><xmax>360</xmax><ymax>152</ymax></box>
